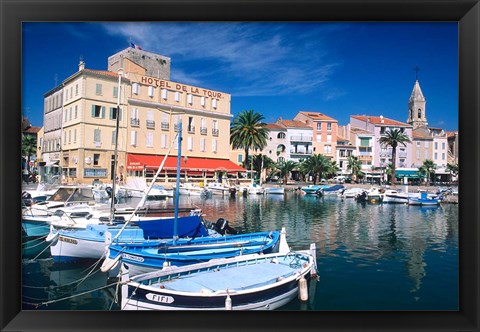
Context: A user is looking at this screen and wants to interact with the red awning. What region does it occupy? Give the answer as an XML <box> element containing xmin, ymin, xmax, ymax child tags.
<box><xmin>127</xmin><ymin>154</ymin><xmax>246</xmax><ymax>173</ymax></box>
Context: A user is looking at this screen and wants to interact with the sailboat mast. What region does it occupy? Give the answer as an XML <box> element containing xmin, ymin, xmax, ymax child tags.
<box><xmin>173</xmin><ymin>122</ymin><xmax>182</xmax><ymax>244</ymax></box>
<box><xmin>110</xmin><ymin>68</ymin><xmax>123</xmax><ymax>224</ymax></box>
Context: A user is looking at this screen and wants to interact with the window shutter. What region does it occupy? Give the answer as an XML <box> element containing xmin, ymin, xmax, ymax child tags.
<box><xmin>188</xmin><ymin>137</ymin><xmax>193</xmax><ymax>150</ymax></box>
<box><xmin>161</xmin><ymin>89</ymin><xmax>167</xmax><ymax>100</ymax></box>
<box><xmin>91</xmin><ymin>105</ymin><xmax>95</xmax><ymax>118</ymax></box>
<box><xmin>212</xmin><ymin>99</ymin><xmax>217</xmax><ymax>109</ymax></box>
<box><xmin>187</xmin><ymin>94</ymin><xmax>193</xmax><ymax>105</ymax></box>
<box><xmin>101</xmin><ymin>107</ymin><xmax>105</xmax><ymax>118</ymax></box>
<box><xmin>110</xmin><ymin>107</ymin><xmax>114</xmax><ymax>119</ymax></box>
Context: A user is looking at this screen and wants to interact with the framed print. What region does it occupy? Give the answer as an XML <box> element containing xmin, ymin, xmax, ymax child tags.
<box><xmin>1</xmin><ymin>0</ymin><xmax>479</xmax><ymax>331</ymax></box>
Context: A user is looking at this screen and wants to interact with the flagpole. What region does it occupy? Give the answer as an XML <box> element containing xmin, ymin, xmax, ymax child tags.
<box><xmin>173</xmin><ymin>122</ymin><xmax>182</xmax><ymax>245</ymax></box>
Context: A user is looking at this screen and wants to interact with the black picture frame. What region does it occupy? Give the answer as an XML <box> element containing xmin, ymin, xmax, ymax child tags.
<box><xmin>1</xmin><ymin>0</ymin><xmax>478</xmax><ymax>331</ymax></box>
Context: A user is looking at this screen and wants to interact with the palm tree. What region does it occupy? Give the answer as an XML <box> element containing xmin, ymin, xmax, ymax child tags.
<box><xmin>230</xmin><ymin>110</ymin><xmax>269</xmax><ymax>169</ymax></box>
<box><xmin>326</xmin><ymin>160</ymin><xmax>340</xmax><ymax>179</ymax></box>
<box><xmin>378</xmin><ymin>129</ymin><xmax>411</xmax><ymax>185</ymax></box>
<box><xmin>347</xmin><ymin>156</ymin><xmax>363</xmax><ymax>183</ymax></box>
<box><xmin>22</xmin><ymin>134</ymin><xmax>37</xmax><ymax>172</ymax></box>
<box><xmin>274</xmin><ymin>160</ymin><xmax>298</xmax><ymax>185</ymax></box>
<box><xmin>252</xmin><ymin>154</ymin><xmax>275</xmax><ymax>184</ymax></box>
<box><xmin>419</xmin><ymin>159</ymin><xmax>436</xmax><ymax>186</ymax></box>
<box><xmin>446</xmin><ymin>163</ymin><xmax>458</xmax><ymax>183</ymax></box>
<box><xmin>303</xmin><ymin>154</ymin><xmax>330</xmax><ymax>184</ymax></box>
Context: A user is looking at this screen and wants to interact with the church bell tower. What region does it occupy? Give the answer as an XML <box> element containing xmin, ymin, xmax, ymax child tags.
<box><xmin>407</xmin><ymin>67</ymin><xmax>428</xmax><ymax>128</ymax></box>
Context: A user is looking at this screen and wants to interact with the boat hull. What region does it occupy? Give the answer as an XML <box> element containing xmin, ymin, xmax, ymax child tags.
<box><xmin>120</xmin><ymin>251</ymin><xmax>315</xmax><ymax>310</ymax></box>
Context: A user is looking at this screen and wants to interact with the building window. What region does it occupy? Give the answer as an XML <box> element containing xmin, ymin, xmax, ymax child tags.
<box><xmin>434</xmin><ymin>152</ymin><xmax>438</xmax><ymax>159</ymax></box>
<box><xmin>442</xmin><ymin>153</ymin><xmax>445</xmax><ymax>160</ymax></box>
<box><xmin>212</xmin><ymin>99</ymin><xmax>217</xmax><ymax>109</ymax></box>
<box><xmin>130</xmin><ymin>108</ymin><xmax>139</xmax><ymax>126</ymax></box>
<box><xmin>161</xmin><ymin>89</ymin><xmax>167</xmax><ymax>100</ymax></box>
<box><xmin>68</xmin><ymin>130</ymin><xmax>71</xmax><ymax>144</ymax></box>
<box><xmin>187</xmin><ymin>136</ymin><xmax>193</xmax><ymax>151</ymax></box>
<box><xmin>133</xmin><ymin>83</ymin><xmax>139</xmax><ymax>95</ymax></box>
<box><xmin>75</xmin><ymin>105</ymin><xmax>78</xmax><ymax>119</ymax></box>
<box><xmin>424</xmin><ymin>141</ymin><xmax>429</xmax><ymax>148</ymax></box>
<box><xmin>74</xmin><ymin>129</ymin><xmax>76</xmax><ymax>143</ymax></box>
<box><xmin>237</xmin><ymin>154</ymin><xmax>243</xmax><ymax>163</ymax></box>
<box><xmin>91</xmin><ymin>105</ymin><xmax>105</xmax><ymax>118</ymax></box>
<box><xmin>146</xmin><ymin>132</ymin><xmax>154</xmax><ymax>147</ymax></box>
<box><xmin>277</xmin><ymin>132</ymin><xmax>286</xmax><ymax>139</ymax></box>
<box><xmin>316</xmin><ymin>123</ymin><xmax>322</xmax><ymax>131</ymax></box>
<box><xmin>94</xmin><ymin>128</ymin><xmax>101</xmax><ymax>143</ymax></box>
<box><xmin>146</xmin><ymin>110</ymin><xmax>155</xmax><ymax>129</ymax></box>
<box><xmin>96</xmin><ymin>84</ymin><xmax>103</xmax><ymax>95</ymax></box>
<box><xmin>175</xmin><ymin>91</ymin><xmax>180</xmax><ymax>102</ymax></box>
<box><xmin>212</xmin><ymin>139</ymin><xmax>217</xmax><ymax>153</ymax></box>
<box><xmin>442</xmin><ymin>142</ymin><xmax>446</xmax><ymax>149</ymax></box>
<box><xmin>200</xmin><ymin>138</ymin><xmax>206</xmax><ymax>152</ymax></box>
<box><xmin>131</xmin><ymin>131</ymin><xmax>137</xmax><ymax>146</ymax></box>
<box><xmin>161</xmin><ymin>134</ymin><xmax>168</xmax><ymax>149</ymax></box>
<box><xmin>187</xmin><ymin>94</ymin><xmax>193</xmax><ymax>105</ymax></box>
<box><xmin>93</xmin><ymin>153</ymin><xmax>100</xmax><ymax>166</ymax></box>
<box><xmin>200</xmin><ymin>96</ymin><xmax>206</xmax><ymax>107</ymax></box>
<box><xmin>418</xmin><ymin>109</ymin><xmax>422</xmax><ymax>119</ymax></box>
<box><xmin>75</xmin><ymin>84</ymin><xmax>78</xmax><ymax>96</ymax></box>
<box><xmin>188</xmin><ymin>117</ymin><xmax>195</xmax><ymax>133</ymax></box>
<box><xmin>111</xmin><ymin>130</ymin><xmax>117</xmax><ymax>145</ymax></box>
<box><xmin>416</xmin><ymin>150</ymin><xmax>420</xmax><ymax>159</ymax></box>
<box><xmin>66</xmin><ymin>89</ymin><xmax>69</xmax><ymax>100</ymax></box>
<box><xmin>326</xmin><ymin>134</ymin><xmax>332</xmax><ymax>143</ymax></box>
<box><xmin>148</xmin><ymin>86</ymin><xmax>154</xmax><ymax>97</ymax></box>
<box><xmin>110</xmin><ymin>107</ymin><xmax>122</xmax><ymax>121</ymax></box>
<box><xmin>327</xmin><ymin>123</ymin><xmax>332</xmax><ymax>131</ymax></box>
<box><xmin>113</xmin><ymin>86</ymin><xmax>118</xmax><ymax>98</ymax></box>
<box><xmin>435</xmin><ymin>142</ymin><xmax>438</xmax><ymax>149</ymax></box>
<box><xmin>212</xmin><ymin>120</ymin><xmax>219</xmax><ymax>136</ymax></box>
<box><xmin>278</xmin><ymin>157</ymin><xmax>285</xmax><ymax>163</ymax></box>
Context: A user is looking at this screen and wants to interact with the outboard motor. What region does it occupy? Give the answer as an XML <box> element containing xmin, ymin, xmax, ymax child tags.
<box><xmin>229</xmin><ymin>187</ymin><xmax>237</xmax><ymax>198</ymax></box>
<box><xmin>105</xmin><ymin>187</ymin><xmax>118</xmax><ymax>204</ymax></box>
<box><xmin>22</xmin><ymin>191</ymin><xmax>33</xmax><ymax>206</ymax></box>
<box><xmin>214</xmin><ymin>218</ymin><xmax>238</xmax><ymax>235</ymax></box>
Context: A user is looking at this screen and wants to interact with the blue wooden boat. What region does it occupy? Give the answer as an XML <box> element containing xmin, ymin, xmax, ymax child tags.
<box><xmin>301</xmin><ymin>184</ymin><xmax>329</xmax><ymax>195</ymax></box>
<box><xmin>103</xmin><ymin>229</ymin><xmax>282</xmax><ymax>276</ymax></box>
<box><xmin>119</xmin><ymin>244</ymin><xmax>317</xmax><ymax>310</ymax></box>
<box><xmin>408</xmin><ymin>192</ymin><xmax>440</xmax><ymax>206</ymax></box>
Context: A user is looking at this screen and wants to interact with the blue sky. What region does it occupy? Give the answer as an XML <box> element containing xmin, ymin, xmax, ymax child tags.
<box><xmin>22</xmin><ymin>22</ymin><xmax>458</xmax><ymax>131</ymax></box>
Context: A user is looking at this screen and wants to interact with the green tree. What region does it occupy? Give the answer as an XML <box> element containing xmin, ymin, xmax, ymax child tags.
<box><xmin>446</xmin><ymin>163</ymin><xmax>458</xmax><ymax>182</ymax></box>
<box><xmin>274</xmin><ymin>160</ymin><xmax>298</xmax><ymax>185</ymax></box>
<box><xmin>252</xmin><ymin>154</ymin><xmax>275</xmax><ymax>184</ymax></box>
<box><xmin>230</xmin><ymin>110</ymin><xmax>269</xmax><ymax>169</ymax></box>
<box><xmin>303</xmin><ymin>154</ymin><xmax>330</xmax><ymax>184</ymax></box>
<box><xmin>347</xmin><ymin>156</ymin><xmax>363</xmax><ymax>182</ymax></box>
<box><xmin>378</xmin><ymin>129</ymin><xmax>411</xmax><ymax>185</ymax></box>
<box><xmin>22</xmin><ymin>134</ymin><xmax>37</xmax><ymax>171</ymax></box>
<box><xmin>419</xmin><ymin>159</ymin><xmax>436</xmax><ymax>186</ymax></box>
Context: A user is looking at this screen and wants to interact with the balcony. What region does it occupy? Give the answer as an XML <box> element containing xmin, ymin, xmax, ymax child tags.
<box><xmin>290</xmin><ymin>136</ymin><xmax>313</xmax><ymax>142</ymax></box>
<box><xmin>131</xmin><ymin>118</ymin><xmax>140</xmax><ymax>127</ymax></box>
<box><xmin>161</xmin><ymin>122</ymin><xmax>169</xmax><ymax>130</ymax></box>
<box><xmin>146</xmin><ymin>120</ymin><xmax>155</xmax><ymax>129</ymax></box>
<box><xmin>174</xmin><ymin>124</ymin><xmax>180</xmax><ymax>132</ymax></box>
<box><xmin>290</xmin><ymin>150</ymin><xmax>310</xmax><ymax>155</ymax></box>
<box><xmin>380</xmin><ymin>152</ymin><xmax>391</xmax><ymax>157</ymax></box>
<box><xmin>398</xmin><ymin>152</ymin><xmax>407</xmax><ymax>158</ymax></box>
<box><xmin>200</xmin><ymin>127</ymin><xmax>207</xmax><ymax>135</ymax></box>
<box><xmin>212</xmin><ymin>128</ymin><xmax>219</xmax><ymax>137</ymax></box>
<box><xmin>188</xmin><ymin>125</ymin><xmax>195</xmax><ymax>134</ymax></box>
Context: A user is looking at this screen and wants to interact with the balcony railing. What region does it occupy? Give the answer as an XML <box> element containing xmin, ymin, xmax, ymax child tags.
<box><xmin>174</xmin><ymin>124</ymin><xmax>180</xmax><ymax>132</ymax></box>
<box><xmin>290</xmin><ymin>150</ymin><xmax>310</xmax><ymax>155</ymax></box>
<box><xmin>380</xmin><ymin>152</ymin><xmax>391</xmax><ymax>157</ymax></box>
<box><xmin>290</xmin><ymin>136</ymin><xmax>313</xmax><ymax>142</ymax></box>
<box><xmin>161</xmin><ymin>122</ymin><xmax>169</xmax><ymax>130</ymax></box>
<box><xmin>131</xmin><ymin>118</ymin><xmax>140</xmax><ymax>127</ymax></box>
<box><xmin>200</xmin><ymin>127</ymin><xmax>207</xmax><ymax>135</ymax></box>
<box><xmin>212</xmin><ymin>128</ymin><xmax>219</xmax><ymax>137</ymax></box>
<box><xmin>188</xmin><ymin>125</ymin><xmax>195</xmax><ymax>134</ymax></box>
<box><xmin>398</xmin><ymin>152</ymin><xmax>407</xmax><ymax>158</ymax></box>
<box><xmin>146</xmin><ymin>120</ymin><xmax>155</xmax><ymax>129</ymax></box>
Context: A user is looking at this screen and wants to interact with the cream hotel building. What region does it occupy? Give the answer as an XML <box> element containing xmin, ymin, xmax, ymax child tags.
<box><xmin>40</xmin><ymin>47</ymin><xmax>244</xmax><ymax>184</ymax></box>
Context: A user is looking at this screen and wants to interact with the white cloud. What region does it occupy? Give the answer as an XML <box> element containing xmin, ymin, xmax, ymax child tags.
<box><xmin>101</xmin><ymin>22</ymin><xmax>342</xmax><ymax>97</ymax></box>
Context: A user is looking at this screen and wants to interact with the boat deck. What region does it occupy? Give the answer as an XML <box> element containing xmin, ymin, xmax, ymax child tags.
<box><xmin>158</xmin><ymin>261</ymin><xmax>297</xmax><ymax>292</ymax></box>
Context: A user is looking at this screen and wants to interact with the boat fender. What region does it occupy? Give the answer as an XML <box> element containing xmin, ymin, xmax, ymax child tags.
<box><xmin>299</xmin><ymin>276</ymin><xmax>308</xmax><ymax>301</ymax></box>
<box><xmin>162</xmin><ymin>261</ymin><xmax>170</xmax><ymax>268</ymax></box>
<box><xmin>225</xmin><ymin>292</ymin><xmax>232</xmax><ymax>310</ymax></box>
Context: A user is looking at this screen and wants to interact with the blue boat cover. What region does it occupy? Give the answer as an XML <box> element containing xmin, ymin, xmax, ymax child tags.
<box><xmin>134</xmin><ymin>215</ymin><xmax>209</xmax><ymax>239</ymax></box>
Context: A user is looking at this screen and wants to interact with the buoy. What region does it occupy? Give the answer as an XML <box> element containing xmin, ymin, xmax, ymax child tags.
<box><xmin>225</xmin><ymin>292</ymin><xmax>232</xmax><ymax>310</ymax></box>
<box><xmin>163</xmin><ymin>261</ymin><xmax>170</xmax><ymax>268</ymax></box>
<box><xmin>299</xmin><ymin>276</ymin><xmax>308</xmax><ymax>301</ymax></box>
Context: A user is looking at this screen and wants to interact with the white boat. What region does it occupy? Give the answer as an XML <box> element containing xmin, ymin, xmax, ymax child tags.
<box><xmin>381</xmin><ymin>189</ymin><xmax>409</xmax><ymax>204</ymax></box>
<box><xmin>119</xmin><ymin>243</ymin><xmax>317</xmax><ymax>310</ymax></box>
<box><xmin>265</xmin><ymin>187</ymin><xmax>285</xmax><ymax>195</ymax></box>
<box><xmin>366</xmin><ymin>187</ymin><xmax>382</xmax><ymax>203</ymax></box>
<box><xmin>176</xmin><ymin>183</ymin><xmax>212</xmax><ymax>196</ymax></box>
<box><xmin>247</xmin><ymin>183</ymin><xmax>265</xmax><ymax>195</ymax></box>
<box><xmin>206</xmin><ymin>182</ymin><xmax>232</xmax><ymax>196</ymax></box>
<box><xmin>341</xmin><ymin>187</ymin><xmax>365</xmax><ymax>198</ymax></box>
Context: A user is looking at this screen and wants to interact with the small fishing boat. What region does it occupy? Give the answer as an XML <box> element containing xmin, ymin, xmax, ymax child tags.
<box><xmin>322</xmin><ymin>184</ymin><xmax>345</xmax><ymax>195</ymax></box>
<box><xmin>176</xmin><ymin>183</ymin><xmax>212</xmax><ymax>196</ymax></box>
<box><xmin>119</xmin><ymin>243</ymin><xmax>317</xmax><ymax>310</ymax></box>
<box><xmin>381</xmin><ymin>189</ymin><xmax>409</xmax><ymax>204</ymax></box>
<box><xmin>206</xmin><ymin>182</ymin><xmax>232</xmax><ymax>196</ymax></box>
<box><xmin>301</xmin><ymin>185</ymin><xmax>328</xmax><ymax>195</ymax></box>
<box><xmin>265</xmin><ymin>187</ymin><xmax>285</xmax><ymax>195</ymax></box>
<box><xmin>342</xmin><ymin>187</ymin><xmax>365</xmax><ymax>199</ymax></box>
<box><xmin>366</xmin><ymin>187</ymin><xmax>382</xmax><ymax>203</ymax></box>
<box><xmin>408</xmin><ymin>192</ymin><xmax>440</xmax><ymax>206</ymax></box>
<box><xmin>103</xmin><ymin>228</ymin><xmax>283</xmax><ymax>277</ymax></box>
<box><xmin>247</xmin><ymin>183</ymin><xmax>265</xmax><ymax>195</ymax></box>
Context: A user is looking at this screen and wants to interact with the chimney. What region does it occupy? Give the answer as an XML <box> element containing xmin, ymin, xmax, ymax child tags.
<box><xmin>380</xmin><ymin>115</ymin><xmax>384</xmax><ymax>123</ymax></box>
<box><xmin>78</xmin><ymin>59</ymin><xmax>85</xmax><ymax>71</ymax></box>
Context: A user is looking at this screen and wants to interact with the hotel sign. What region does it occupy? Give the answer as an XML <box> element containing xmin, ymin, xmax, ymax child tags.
<box><xmin>140</xmin><ymin>76</ymin><xmax>224</xmax><ymax>99</ymax></box>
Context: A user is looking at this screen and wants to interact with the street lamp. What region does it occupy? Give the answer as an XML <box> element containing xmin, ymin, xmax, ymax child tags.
<box><xmin>110</xmin><ymin>68</ymin><xmax>123</xmax><ymax>223</ymax></box>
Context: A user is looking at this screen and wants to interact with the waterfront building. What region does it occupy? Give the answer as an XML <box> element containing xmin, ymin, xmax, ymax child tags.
<box><xmin>263</xmin><ymin>123</ymin><xmax>288</xmax><ymax>163</ymax></box>
<box><xmin>335</xmin><ymin>135</ymin><xmax>356</xmax><ymax>176</ymax></box>
<box><xmin>350</xmin><ymin>115</ymin><xmax>414</xmax><ymax>179</ymax></box>
<box><xmin>40</xmin><ymin>46</ymin><xmax>244</xmax><ymax>185</ymax></box>
<box><xmin>40</xmin><ymin>84</ymin><xmax>63</xmax><ymax>166</ymax></box>
<box><xmin>275</xmin><ymin>119</ymin><xmax>313</xmax><ymax>163</ymax></box>
<box><xmin>293</xmin><ymin>111</ymin><xmax>338</xmax><ymax>160</ymax></box>
<box><xmin>447</xmin><ymin>131</ymin><xmax>459</xmax><ymax>164</ymax></box>
<box><xmin>22</xmin><ymin>116</ymin><xmax>41</xmax><ymax>171</ymax></box>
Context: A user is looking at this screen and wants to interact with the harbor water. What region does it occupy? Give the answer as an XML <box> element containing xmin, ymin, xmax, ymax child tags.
<box><xmin>22</xmin><ymin>191</ymin><xmax>458</xmax><ymax>311</ymax></box>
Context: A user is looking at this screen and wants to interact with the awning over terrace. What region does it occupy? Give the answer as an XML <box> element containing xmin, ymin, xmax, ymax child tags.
<box><xmin>126</xmin><ymin>154</ymin><xmax>246</xmax><ymax>174</ymax></box>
